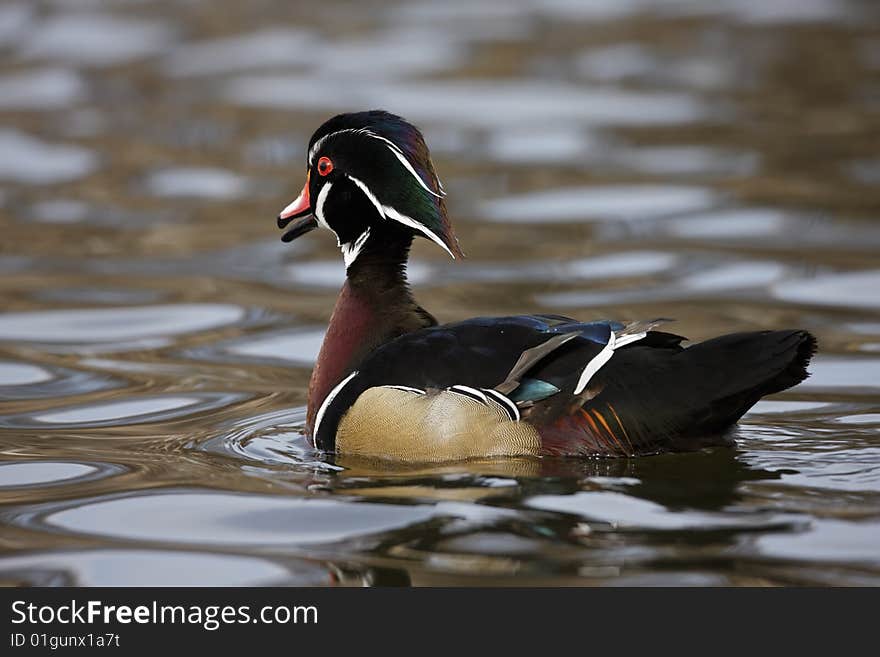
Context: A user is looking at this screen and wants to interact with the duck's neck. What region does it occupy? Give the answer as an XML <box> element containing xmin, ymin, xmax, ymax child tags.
<box><xmin>306</xmin><ymin>233</ymin><xmax>435</xmax><ymax>434</ymax></box>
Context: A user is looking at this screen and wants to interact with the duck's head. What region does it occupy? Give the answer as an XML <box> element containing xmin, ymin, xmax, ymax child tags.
<box><xmin>276</xmin><ymin>110</ymin><xmax>462</xmax><ymax>267</ymax></box>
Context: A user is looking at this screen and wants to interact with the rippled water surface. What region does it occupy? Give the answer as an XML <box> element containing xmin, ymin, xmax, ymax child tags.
<box><xmin>1</xmin><ymin>0</ymin><xmax>879</xmax><ymax>586</ymax></box>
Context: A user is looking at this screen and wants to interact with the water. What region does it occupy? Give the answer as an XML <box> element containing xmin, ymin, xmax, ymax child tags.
<box><xmin>0</xmin><ymin>0</ymin><xmax>878</xmax><ymax>587</ymax></box>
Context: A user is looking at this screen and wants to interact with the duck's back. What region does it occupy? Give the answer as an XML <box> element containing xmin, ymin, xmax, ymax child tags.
<box><xmin>311</xmin><ymin>314</ymin><xmax>816</xmax><ymax>461</ymax></box>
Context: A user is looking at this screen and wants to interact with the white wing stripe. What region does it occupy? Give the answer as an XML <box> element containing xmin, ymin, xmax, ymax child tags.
<box><xmin>614</xmin><ymin>331</ymin><xmax>647</xmax><ymax>348</ymax></box>
<box><xmin>573</xmin><ymin>331</ymin><xmax>615</xmax><ymax>395</ymax></box>
<box><xmin>573</xmin><ymin>328</ymin><xmax>650</xmax><ymax>395</ymax></box>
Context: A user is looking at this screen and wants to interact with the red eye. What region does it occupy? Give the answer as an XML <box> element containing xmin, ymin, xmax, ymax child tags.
<box><xmin>317</xmin><ymin>156</ymin><xmax>333</xmax><ymax>177</ymax></box>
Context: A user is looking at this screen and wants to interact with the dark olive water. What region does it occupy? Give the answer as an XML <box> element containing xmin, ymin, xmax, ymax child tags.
<box><xmin>1</xmin><ymin>0</ymin><xmax>879</xmax><ymax>586</ymax></box>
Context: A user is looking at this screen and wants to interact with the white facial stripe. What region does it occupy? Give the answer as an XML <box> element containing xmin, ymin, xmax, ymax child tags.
<box><xmin>341</xmin><ymin>227</ymin><xmax>371</xmax><ymax>269</ymax></box>
<box><xmin>310</xmin><ymin>129</ymin><xmax>390</xmax><ymax>163</ymax></box>
<box><xmin>382</xmin><ymin>205</ymin><xmax>456</xmax><ymax>260</ymax></box>
<box><xmin>346</xmin><ymin>175</ymin><xmax>386</xmax><ymax>219</ymax></box>
<box><xmin>308</xmin><ymin>128</ymin><xmax>445</xmax><ymax>198</ymax></box>
<box><xmin>313</xmin><ymin>370</ymin><xmax>359</xmax><ymax>445</ymax></box>
<box><xmin>309</xmin><ymin>128</ymin><xmax>375</xmax><ymax>164</ymax></box>
<box><xmin>346</xmin><ymin>174</ymin><xmax>455</xmax><ymax>260</ymax></box>
<box><xmin>387</xmin><ymin>144</ymin><xmax>444</xmax><ymax>198</ymax></box>
<box><xmin>307</xmin><ymin>132</ymin><xmax>332</xmax><ymax>164</ymax></box>
<box><xmin>313</xmin><ymin>181</ymin><xmax>332</xmax><ymax>229</ymax></box>
<box><xmin>364</xmin><ymin>133</ymin><xmax>444</xmax><ymax>199</ymax></box>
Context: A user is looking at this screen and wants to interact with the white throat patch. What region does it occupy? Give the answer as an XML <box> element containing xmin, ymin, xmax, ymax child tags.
<box><xmin>341</xmin><ymin>227</ymin><xmax>371</xmax><ymax>269</ymax></box>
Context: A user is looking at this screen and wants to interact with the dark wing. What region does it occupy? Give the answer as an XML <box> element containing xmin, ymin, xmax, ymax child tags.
<box><xmin>313</xmin><ymin>314</ymin><xmax>681</xmax><ymax>451</ymax></box>
<box><xmin>533</xmin><ymin>330</ymin><xmax>817</xmax><ymax>456</ymax></box>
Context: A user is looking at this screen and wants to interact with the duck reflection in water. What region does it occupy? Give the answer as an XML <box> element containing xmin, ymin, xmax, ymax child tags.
<box><xmin>331</xmin><ymin>446</ymin><xmax>788</xmax><ymax>512</ymax></box>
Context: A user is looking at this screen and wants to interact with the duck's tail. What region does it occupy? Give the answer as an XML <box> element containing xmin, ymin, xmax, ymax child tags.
<box><xmin>538</xmin><ymin>329</ymin><xmax>818</xmax><ymax>456</ymax></box>
<box><xmin>673</xmin><ymin>329</ymin><xmax>818</xmax><ymax>435</ymax></box>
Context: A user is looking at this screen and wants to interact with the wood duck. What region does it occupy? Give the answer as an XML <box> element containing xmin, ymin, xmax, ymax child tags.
<box><xmin>277</xmin><ymin>110</ymin><xmax>817</xmax><ymax>462</ymax></box>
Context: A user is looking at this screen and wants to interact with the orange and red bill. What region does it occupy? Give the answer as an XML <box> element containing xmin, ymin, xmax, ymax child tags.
<box><xmin>277</xmin><ymin>172</ymin><xmax>318</xmax><ymax>242</ymax></box>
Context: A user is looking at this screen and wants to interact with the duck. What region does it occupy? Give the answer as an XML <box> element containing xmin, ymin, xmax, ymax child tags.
<box><xmin>276</xmin><ymin>110</ymin><xmax>817</xmax><ymax>462</ymax></box>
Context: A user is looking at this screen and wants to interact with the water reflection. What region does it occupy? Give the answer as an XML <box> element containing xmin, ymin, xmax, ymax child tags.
<box><xmin>756</xmin><ymin>520</ymin><xmax>880</xmax><ymax>564</ymax></box>
<box><xmin>525</xmin><ymin>490</ymin><xmax>796</xmax><ymax>531</ymax></box>
<box><xmin>0</xmin><ymin>462</ymin><xmax>99</xmax><ymax>488</ymax></box>
<box><xmin>0</xmin><ymin>361</ymin><xmax>52</xmax><ymax>386</ymax></box>
<box><xmin>333</xmin><ymin>447</ymin><xmax>787</xmax><ymax>512</ymax></box>
<box><xmin>0</xmin><ymin>393</ymin><xmax>246</xmax><ymax>430</ymax></box>
<box><xmin>226</xmin><ymin>78</ymin><xmax>707</xmax><ymax>127</ymax></box>
<box><xmin>163</xmin><ymin>28</ymin><xmax>317</xmax><ymax>77</ymax></box>
<box><xmin>0</xmin><ymin>130</ymin><xmax>97</xmax><ymax>184</ymax></box>
<box><xmin>143</xmin><ymin>168</ymin><xmax>252</xmax><ymax>200</ymax></box>
<box><xmin>0</xmin><ymin>68</ymin><xmax>84</xmax><ymax>110</ymax></box>
<box><xmin>479</xmin><ymin>185</ymin><xmax>715</xmax><ymax>223</ymax></box>
<box><xmin>799</xmin><ymin>357</ymin><xmax>880</xmax><ymax>393</ymax></box>
<box><xmin>0</xmin><ymin>304</ymin><xmax>246</xmax><ymax>345</ymax></box>
<box><xmin>772</xmin><ymin>271</ymin><xmax>880</xmax><ymax>310</ymax></box>
<box><xmin>186</xmin><ymin>328</ymin><xmax>326</xmax><ymax>367</ymax></box>
<box><xmin>23</xmin><ymin>489</ymin><xmax>439</xmax><ymax>547</ymax></box>
<box><xmin>666</xmin><ymin>208</ymin><xmax>787</xmax><ymax>239</ymax></box>
<box><xmin>0</xmin><ymin>361</ymin><xmax>118</xmax><ymax>401</ymax></box>
<box><xmin>20</xmin><ymin>13</ymin><xmax>174</xmax><ymax>67</ymax></box>
<box><xmin>0</xmin><ymin>550</ymin><xmax>325</xmax><ymax>587</ymax></box>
